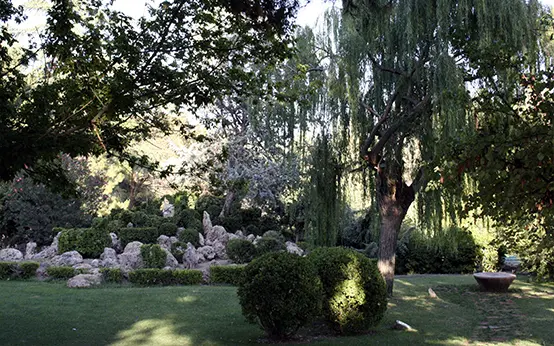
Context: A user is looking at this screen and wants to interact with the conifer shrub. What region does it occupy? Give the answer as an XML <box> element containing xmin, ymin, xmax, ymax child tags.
<box><xmin>140</xmin><ymin>244</ymin><xmax>167</xmax><ymax>269</ymax></box>
<box><xmin>100</xmin><ymin>268</ymin><xmax>124</xmax><ymax>283</ymax></box>
<box><xmin>0</xmin><ymin>262</ymin><xmax>17</xmax><ymax>279</ymax></box>
<box><xmin>117</xmin><ymin>227</ymin><xmax>160</xmax><ymax>247</ymax></box>
<box><xmin>46</xmin><ymin>266</ymin><xmax>76</xmax><ymax>280</ymax></box>
<box><xmin>210</xmin><ymin>265</ymin><xmax>245</xmax><ymax>285</ymax></box>
<box><xmin>226</xmin><ymin>239</ymin><xmax>256</xmax><ymax>264</ymax></box>
<box><xmin>178</xmin><ymin>228</ymin><xmax>200</xmax><ymax>247</ymax></box>
<box><xmin>308</xmin><ymin>247</ymin><xmax>387</xmax><ymax>334</ymax></box>
<box><xmin>18</xmin><ymin>262</ymin><xmax>40</xmax><ymax>279</ymax></box>
<box><xmin>158</xmin><ymin>222</ymin><xmax>178</xmax><ymax>236</ymax></box>
<box><xmin>238</xmin><ymin>252</ymin><xmax>322</xmax><ymax>340</ymax></box>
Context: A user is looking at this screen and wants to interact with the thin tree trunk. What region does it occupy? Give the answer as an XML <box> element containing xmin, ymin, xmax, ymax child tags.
<box><xmin>219</xmin><ymin>190</ymin><xmax>236</xmax><ymax>218</ymax></box>
<box><xmin>376</xmin><ymin>170</ymin><xmax>415</xmax><ymax>296</ymax></box>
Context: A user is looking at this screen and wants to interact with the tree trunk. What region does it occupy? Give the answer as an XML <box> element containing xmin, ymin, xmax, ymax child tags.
<box><xmin>219</xmin><ymin>190</ymin><xmax>236</xmax><ymax>218</ymax></box>
<box><xmin>376</xmin><ymin>170</ymin><xmax>415</xmax><ymax>296</ymax></box>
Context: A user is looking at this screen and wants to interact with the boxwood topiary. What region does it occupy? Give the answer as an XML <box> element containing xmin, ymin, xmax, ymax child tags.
<box><xmin>178</xmin><ymin>228</ymin><xmax>200</xmax><ymax>247</ymax></box>
<box><xmin>308</xmin><ymin>247</ymin><xmax>387</xmax><ymax>334</ymax></box>
<box><xmin>57</xmin><ymin>229</ymin><xmax>82</xmax><ymax>254</ymax></box>
<box><xmin>226</xmin><ymin>239</ymin><xmax>256</xmax><ymax>264</ymax></box>
<box><xmin>140</xmin><ymin>244</ymin><xmax>167</xmax><ymax>269</ymax></box>
<box><xmin>117</xmin><ymin>227</ymin><xmax>160</xmax><ymax>247</ymax></box>
<box><xmin>77</xmin><ymin>228</ymin><xmax>111</xmax><ymax>258</ymax></box>
<box><xmin>158</xmin><ymin>222</ymin><xmax>178</xmax><ymax>236</ymax></box>
<box><xmin>18</xmin><ymin>262</ymin><xmax>40</xmax><ymax>279</ymax></box>
<box><xmin>210</xmin><ymin>265</ymin><xmax>245</xmax><ymax>285</ymax></box>
<box><xmin>46</xmin><ymin>266</ymin><xmax>76</xmax><ymax>280</ymax></box>
<box><xmin>238</xmin><ymin>252</ymin><xmax>322</xmax><ymax>340</ymax></box>
<box><xmin>100</xmin><ymin>268</ymin><xmax>124</xmax><ymax>283</ymax></box>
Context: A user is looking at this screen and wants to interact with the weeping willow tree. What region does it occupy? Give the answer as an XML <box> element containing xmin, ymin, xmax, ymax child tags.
<box><xmin>310</xmin><ymin>0</ymin><xmax>545</xmax><ymax>295</ymax></box>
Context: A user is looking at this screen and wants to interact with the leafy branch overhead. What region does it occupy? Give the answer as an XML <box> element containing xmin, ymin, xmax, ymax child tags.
<box><xmin>0</xmin><ymin>0</ymin><xmax>299</xmax><ymax>183</ymax></box>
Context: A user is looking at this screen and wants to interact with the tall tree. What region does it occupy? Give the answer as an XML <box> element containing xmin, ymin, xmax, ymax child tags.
<box><xmin>0</xmin><ymin>0</ymin><xmax>299</xmax><ymax>186</ymax></box>
<box><xmin>309</xmin><ymin>1</ymin><xmax>544</xmax><ymax>294</ymax></box>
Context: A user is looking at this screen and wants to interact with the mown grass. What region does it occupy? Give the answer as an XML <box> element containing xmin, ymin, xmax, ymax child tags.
<box><xmin>0</xmin><ymin>275</ymin><xmax>552</xmax><ymax>345</ymax></box>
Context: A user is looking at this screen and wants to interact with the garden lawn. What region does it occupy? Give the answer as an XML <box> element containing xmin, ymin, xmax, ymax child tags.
<box><xmin>0</xmin><ymin>275</ymin><xmax>552</xmax><ymax>345</ymax></box>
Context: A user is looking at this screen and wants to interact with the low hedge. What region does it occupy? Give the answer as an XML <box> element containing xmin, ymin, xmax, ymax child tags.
<box><xmin>129</xmin><ymin>269</ymin><xmax>202</xmax><ymax>286</ymax></box>
<box><xmin>100</xmin><ymin>268</ymin><xmax>124</xmax><ymax>283</ymax></box>
<box><xmin>46</xmin><ymin>266</ymin><xmax>76</xmax><ymax>280</ymax></box>
<box><xmin>57</xmin><ymin>228</ymin><xmax>111</xmax><ymax>258</ymax></box>
<box><xmin>0</xmin><ymin>261</ymin><xmax>40</xmax><ymax>280</ymax></box>
<box><xmin>210</xmin><ymin>265</ymin><xmax>245</xmax><ymax>286</ymax></box>
<box><xmin>118</xmin><ymin>227</ymin><xmax>160</xmax><ymax>247</ymax></box>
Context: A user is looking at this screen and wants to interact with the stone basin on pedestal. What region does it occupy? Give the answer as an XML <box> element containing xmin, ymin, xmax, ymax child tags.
<box><xmin>473</xmin><ymin>272</ymin><xmax>516</xmax><ymax>292</ymax></box>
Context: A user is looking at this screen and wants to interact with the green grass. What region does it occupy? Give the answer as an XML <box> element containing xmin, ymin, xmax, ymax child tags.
<box><xmin>0</xmin><ymin>275</ymin><xmax>552</xmax><ymax>345</ymax></box>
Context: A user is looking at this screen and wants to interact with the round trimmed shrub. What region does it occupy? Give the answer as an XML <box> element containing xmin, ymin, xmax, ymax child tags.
<box><xmin>78</xmin><ymin>228</ymin><xmax>111</xmax><ymax>258</ymax></box>
<box><xmin>178</xmin><ymin>228</ymin><xmax>200</xmax><ymax>247</ymax></box>
<box><xmin>238</xmin><ymin>252</ymin><xmax>322</xmax><ymax>340</ymax></box>
<box><xmin>158</xmin><ymin>222</ymin><xmax>178</xmax><ymax>236</ymax></box>
<box><xmin>255</xmin><ymin>237</ymin><xmax>286</xmax><ymax>257</ymax></box>
<box><xmin>227</xmin><ymin>239</ymin><xmax>256</xmax><ymax>264</ymax></box>
<box><xmin>308</xmin><ymin>247</ymin><xmax>387</xmax><ymax>334</ymax></box>
<box><xmin>140</xmin><ymin>244</ymin><xmax>167</xmax><ymax>269</ymax></box>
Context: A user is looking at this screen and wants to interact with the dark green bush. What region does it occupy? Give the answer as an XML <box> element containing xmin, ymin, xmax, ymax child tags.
<box><xmin>195</xmin><ymin>195</ymin><xmax>225</xmax><ymax>218</ymax></box>
<box><xmin>0</xmin><ymin>262</ymin><xmax>17</xmax><ymax>279</ymax></box>
<box><xmin>178</xmin><ymin>228</ymin><xmax>200</xmax><ymax>247</ymax></box>
<box><xmin>46</xmin><ymin>266</ymin><xmax>76</xmax><ymax>280</ymax></box>
<box><xmin>245</xmin><ymin>224</ymin><xmax>261</xmax><ymax>236</ymax></box>
<box><xmin>210</xmin><ymin>265</ymin><xmax>245</xmax><ymax>285</ymax></box>
<box><xmin>57</xmin><ymin>228</ymin><xmax>110</xmax><ymax>258</ymax></box>
<box><xmin>117</xmin><ymin>227</ymin><xmax>160</xmax><ymax>247</ymax></box>
<box><xmin>77</xmin><ymin>228</ymin><xmax>111</xmax><ymax>258</ymax></box>
<box><xmin>217</xmin><ymin>214</ymin><xmax>242</xmax><ymax>233</ymax></box>
<box><xmin>100</xmin><ymin>268</ymin><xmax>124</xmax><ymax>283</ymax></box>
<box><xmin>308</xmin><ymin>247</ymin><xmax>387</xmax><ymax>334</ymax></box>
<box><xmin>171</xmin><ymin>242</ymin><xmax>186</xmax><ymax>262</ymax></box>
<box><xmin>174</xmin><ymin>208</ymin><xmax>202</xmax><ymax>231</ymax></box>
<box><xmin>172</xmin><ymin>269</ymin><xmax>203</xmax><ymax>285</ymax></box>
<box><xmin>57</xmin><ymin>228</ymin><xmax>82</xmax><ymax>254</ymax></box>
<box><xmin>227</xmin><ymin>239</ymin><xmax>256</xmax><ymax>264</ymax></box>
<box><xmin>158</xmin><ymin>222</ymin><xmax>178</xmax><ymax>236</ymax></box>
<box><xmin>255</xmin><ymin>237</ymin><xmax>286</xmax><ymax>257</ymax></box>
<box><xmin>238</xmin><ymin>252</ymin><xmax>322</xmax><ymax>340</ymax></box>
<box><xmin>129</xmin><ymin>269</ymin><xmax>202</xmax><ymax>285</ymax></box>
<box><xmin>395</xmin><ymin>227</ymin><xmax>481</xmax><ymax>275</ymax></box>
<box><xmin>18</xmin><ymin>262</ymin><xmax>39</xmax><ymax>279</ymax></box>
<box><xmin>140</xmin><ymin>244</ymin><xmax>167</xmax><ymax>269</ymax></box>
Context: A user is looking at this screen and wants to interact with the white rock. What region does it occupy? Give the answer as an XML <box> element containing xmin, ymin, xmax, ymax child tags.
<box><xmin>228</xmin><ymin>233</ymin><xmax>239</xmax><ymax>241</ymax></box>
<box><xmin>25</xmin><ymin>242</ymin><xmax>37</xmax><ymax>260</ymax></box>
<box><xmin>0</xmin><ymin>248</ymin><xmax>23</xmax><ymax>261</ymax></box>
<box><xmin>73</xmin><ymin>263</ymin><xmax>92</xmax><ymax>273</ymax></box>
<box><xmin>163</xmin><ymin>248</ymin><xmax>178</xmax><ymax>268</ymax></box>
<box><xmin>90</xmin><ymin>259</ymin><xmax>100</xmax><ymax>268</ymax></box>
<box><xmin>197</xmin><ymin>246</ymin><xmax>216</xmax><ymax>261</ymax></box>
<box><xmin>206</xmin><ymin>225</ymin><xmax>229</xmax><ymax>246</ymax></box>
<box><xmin>184</xmin><ymin>243</ymin><xmax>199</xmax><ymax>269</ymax></box>
<box><xmin>51</xmin><ymin>232</ymin><xmax>62</xmax><ymax>249</ymax></box>
<box><xmin>246</xmin><ymin>234</ymin><xmax>256</xmax><ymax>242</ymax></box>
<box><xmin>100</xmin><ymin>248</ymin><xmax>119</xmax><ymax>268</ymax></box>
<box><xmin>198</xmin><ymin>233</ymin><xmax>205</xmax><ymax>246</ymax></box>
<box><xmin>157</xmin><ymin>235</ymin><xmax>172</xmax><ymax>250</ymax></box>
<box><xmin>203</xmin><ymin>211</ymin><xmax>213</xmax><ymax>233</ymax></box>
<box><xmin>123</xmin><ymin>241</ymin><xmax>143</xmax><ymax>254</ymax></box>
<box><xmin>109</xmin><ymin>233</ymin><xmax>122</xmax><ymax>252</ymax></box>
<box><xmin>285</xmin><ymin>241</ymin><xmax>304</xmax><ymax>256</ymax></box>
<box><xmin>117</xmin><ymin>241</ymin><xmax>143</xmax><ymax>270</ymax></box>
<box><xmin>253</xmin><ymin>236</ymin><xmax>262</xmax><ymax>246</ymax></box>
<box><xmin>169</xmin><ymin>236</ymin><xmax>179</xmax><ymax>245</ymax></box>
<box><xmin>212</xmin><ymin>241</ymin><xmax>227</xmax><ymax>259</ymax></box>
<box><xmin>235</xmin><ymin>230</ymin><xmax>245</xmax><ymax>239</ymax></box>
<box><xmin>32</xmin><ymin>246</ymin><xmax>57</xmax><ymax>260</ymax></box>
<box><xmin>67</xmin><ymin>274</ymin><xmax>102</xmax><ymax>288</ymax></box>
<box><xmin>52</xmin><ymin>251</ymin><xmax>83</xmax><ymax>266</ymax></box>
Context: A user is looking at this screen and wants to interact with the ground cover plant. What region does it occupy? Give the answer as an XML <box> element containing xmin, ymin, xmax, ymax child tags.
<box><xmin>0</xmin><ymin>275</ymin><xmax>552</xmax><ymax>345</ymax></box>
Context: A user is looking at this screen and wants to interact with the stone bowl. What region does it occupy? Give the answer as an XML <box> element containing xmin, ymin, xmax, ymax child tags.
<box><xmin>473</xmin><ymin>272</ymin><xmax>516</xmax><ymax>292</ymax></box>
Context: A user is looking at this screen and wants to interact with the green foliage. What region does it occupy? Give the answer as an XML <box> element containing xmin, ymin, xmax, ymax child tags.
<box><xmin>117</xmin><ymin>227</ymin><xmax>160</xmax><ymax>247</ymax></box>
<box><xmin>209</xmin><ymin>265</ymin><xmax>245</xmax><ymax>286</ymax></box>
<box><xmin>140</xmin><ymin>244</ymin><xmax>167</xmax><ymax>269</ymax></box>
<box><xmin>255</xmin><ymin>237</ymin><xmax>286</xmax><ymax>257</ymax></box>
<box><xmin>129</xmin><ymin>269</ymin><xmax>202</xmax><ymax>286</ymax></box>
<box><xmin>308</xmin><ymin>247</ymin><xmax>387</xmax><ymax>334</ymax></box>
<box><xmin>195</xmin><ymin>195</ymin><xmax>225</xmax><ymax>218</ymax></box>
<box><xmin>226</xmin><ymin>239</ymin><xmax>256</xmax><ymax>264</ymax></box>
<box><xmin>245</xmin><ymin>224</ymin><xmax>261</xmax><ymax>236</ymax></box>
<box><xmin>170</xmin><ymin>242</ymin><xmax>186</xmax><ymax>262</ymax></box>
<box><xmin>46</xmin><ymin>266</ymin><xmax>76</xmax><ymax>280</ymax></box>
<box><xmin>158</xmin><ymin>222</ymin><xmax>178</xmax><ymax>236</ymax></box>
<box><xmin>0</xmin><ymin>262</ymin><xmax>17</xmax><ymax>280</ymax></box>
<box><xmin>395</xmin><ymin>227</ymin><xmax>481</xmax><ymax>275</ymax></box>
<box><xmin>481</xmin><ymin>243</ymin><xmax>506</xmax><ymax>272</ymax></box>
<box><xmin>178</xmin><ymin>229</ymin><xmax>200</xmax><ymax>247</ymax></box>
<box><xmin>18</xmin><ymin>262</ymin><xmax>40</xmax><ymax>279</ymax></box>
<box><xmin>99</xmin><ymin>268</ymin><xmax>124</xmax><ymax>283</ymax></box>
<box><xmin>238</xmin><ymin>252</ymin><xmax>322</xmax><ymax>340</ymax></box>
<box><xmin>173</xmin><ymin>208</ymin><xmax>202</xmax><ymax>231</ymax></box>
<box><xmin>57</xmin><ymin>228</ymin><xmax>111</xmax><ymax>258</ymax></box>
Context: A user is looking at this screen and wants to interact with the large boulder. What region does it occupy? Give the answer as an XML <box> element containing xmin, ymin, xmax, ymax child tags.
<box><xmin>67</xmin><ymin>274</ymin><xmax>102</xmax><ymax>288</ymax></box>
<box><xmin>285</xmin><ymin>241</ymin><xmax>304</xmax><ymax>256</ymax></box>
<box><xmin>100</xmin><ymin>248</ymin><xmax>119</xmax><ymax>268</ymax></box>
<box><xmin>197</xmin><ymin>245</ymin><xmax>216</xmax><ymax>261</ymax></box>
<box><xmin>163</xmin><ymin>248</ymin><xmax>178</xmax><ymax>268</ymax></box>
<box><xmin>0</xmin><ymin>248</ymin><xmax>23</xmax><ymax>261</ymax></box>
<box><xmin>73</xmin><ymin>263</ymin><xmax>93</xmax><ymax>273</ymax></box>
<box><xmin>246</xmin><ymin>234</ymin><xmax>256</xmax><ymax>243</ymax></box>
<box><xmin>203</xmin><ymin>211</ymin><xmax>213</xmax><ymax>233</ymax></box>
<box><xmin>25</xmin><ymin>242</ymin><xmax>37</xmax><ymax>260</ymax></box>
<box><xmin>184</xmin><ymin>243</ymin><xmax>199</xmax><ymax>269</ymax></box>
<box><xmin>32</xmin><ymin>246</ymin><xmax>57</xmax><ymax>260</ymax></box>
<box><xmin>52</xmin><ymin>251</ymin><xmax>83</xmax><ymax>266</ymax></box>
<box><xmin>117</xmin><ymin>241</ymin><xmax>143</xmax><ymax>270</ymax></box>
<box><xmin>205</xmin><ymin>225</ymin><xmax>229</xmax><ymax>246</ymax></box>
<box><xmin>212</xmin><ymin>241</ymin><xmax>227</xmax><ymax>259</ymax></box>
<box><xmin>109</xmin><ymin>233</ymin><xmax>122</xmax><ymax>253</ymax></box>
<box><xmin>198</xmin><ymin>233</ymin><xmax>205</xmax><ymax>247</ymax></box>
<box><xmin>157</xmin><ymin>235</ymin><xmax>172</xmax><ymax>251</ymax></box>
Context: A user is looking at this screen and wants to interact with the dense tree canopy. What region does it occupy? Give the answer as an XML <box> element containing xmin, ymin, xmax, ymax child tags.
<box><xmin>0</xmin><ymin>0</ymin><xmax>299</xmax><ymax>185</ymax></box>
